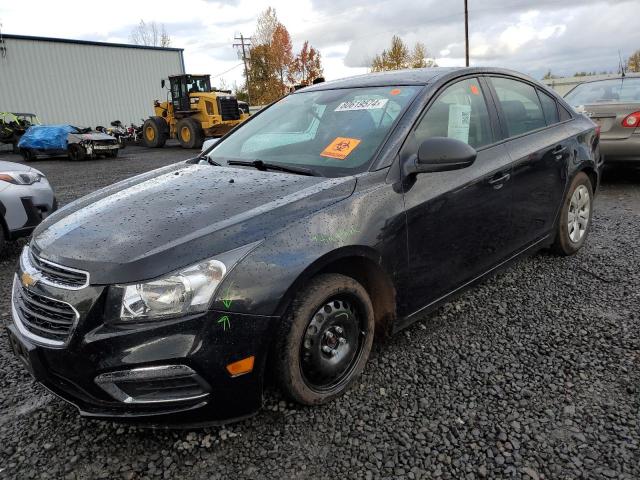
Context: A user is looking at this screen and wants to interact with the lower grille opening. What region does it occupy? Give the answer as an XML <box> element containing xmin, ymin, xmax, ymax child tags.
<box><xmin>95</xmin><ymin>365</ymin><xmax>210</xmax><ymax>404</ymax></box>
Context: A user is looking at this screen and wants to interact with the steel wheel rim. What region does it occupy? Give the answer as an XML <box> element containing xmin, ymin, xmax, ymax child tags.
<box><xmin>568</xmin><ymin>184</ymin><xmax>590</xmax><ymax>243</ymax></box>
<box><xmin>299</xmin><ymin>296</ymin><xmax>368</xmax><ymax>392</ymax></box>
<box><xmin>145</xmin><ymin>126</ymin><xmax>155</xmax><ymax>141</ymax></box>
<box><xmin>181</xmin><ymin>126</ymin><xmax>191</xmax><ymax>142</ymax></box>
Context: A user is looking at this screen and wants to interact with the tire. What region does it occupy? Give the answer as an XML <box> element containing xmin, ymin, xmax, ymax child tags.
<box><xmin>0</xmin><ymin>225</ymin><xmax>5</xmax><ymax>255</ymax></box>
<box><xmin>274</xmin><ymin>273</ymin><xmax>375</xmax><ymax>405</ymax></box>
<box><xmin>108</xmin><ymin>148</ymin><xmax>119</xmax><ymax>158</ymax></box>
<box><xmin>176</xmin><ymin>117</ymin><xmax>204</xmax><ymax>149</ymax></box>
<box><xmin>68</xmin><ymin>144</ymin><xmax>85</xmax><ymax>161</ymax></box>
<box><xmin>12</xmin><ymin>137</ymin><xmax>19</xmax><ymax>154</ymax></box>
<box><xmin>20</xmin><ymin>148</ymin><xmax>35</xmax><ymax>162</ymax></box>
<box><xmin>142</xmin><ymin>117</ymin><xmax>168</xmax><ymax>148</ymax></box>
<box><xmin>551</xmin><ymin>172</ymin><xmax>593</xmax><ymax>256</ymax></box>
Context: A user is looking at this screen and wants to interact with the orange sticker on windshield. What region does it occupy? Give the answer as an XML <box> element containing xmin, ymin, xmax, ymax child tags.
<box><xmin>390</xmin><ymin>88</ymin><xmax>401</xmax><ymax>96</ymax></box>
<box><xmin>320</xmin><ymin>137</ymin><xmax>361</xmax><ymax>160</ymax></box>
<box><xmin>470</xmin><ymin>85</ymin><xmax>480</xmax><ymax>95</ymax></box>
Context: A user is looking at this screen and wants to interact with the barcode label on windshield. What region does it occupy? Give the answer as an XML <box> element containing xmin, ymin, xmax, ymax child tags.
<box><xmin>335</xmin><ymin>98</ymin><xmax>388</xmax><ymax>112</ymax></box>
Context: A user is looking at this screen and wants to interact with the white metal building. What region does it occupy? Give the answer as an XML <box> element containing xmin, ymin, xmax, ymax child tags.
<box><xmin>0</xmin><ymin>34</ymin><xmax>185</xmax><ymax>127</ymax></box>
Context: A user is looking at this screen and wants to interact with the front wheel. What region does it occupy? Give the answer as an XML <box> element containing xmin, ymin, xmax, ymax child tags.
<box><xmin>552</xmin><ymin>172</ymin><xmax>593</xmax><ymax>256</ymax></box>
<box><xmin>274</xmin><ymin>273</ymin><xmax>375</xmax><ymax>405</ymax></box>
<box><xmin>68</xmin><ymin>144</ymin><xmax>85</xmax><ymax>161</ymax></box>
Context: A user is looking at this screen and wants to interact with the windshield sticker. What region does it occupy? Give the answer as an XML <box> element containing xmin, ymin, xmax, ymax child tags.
<box><xmin>470</xmin><ymin>84</ymin><xmax>480</xmax><ymax>95</ymax></box>
<box><xmin>389</xmin><ymin>88</ymin><xmax>401</xmax><ymax>96</ymax></box>
<box><xmin>320</xmin><ymin>137</ymin><xmax>361</xmax><ymax>160</ymax></box>
<box><xmin>447</xmin><ymin>104</ymin><xmax>471</xmax><ymax>144</ymax></box>
<box><xmin>335</xmin><ymin>98</ymin><xmax>388</xmax><ymax>112</ymax></box>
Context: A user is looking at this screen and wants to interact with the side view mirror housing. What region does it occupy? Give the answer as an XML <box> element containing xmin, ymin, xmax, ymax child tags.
<box><xmin>161</xmin><ymin>79</ymin><xmax>166</xmax><ymax>89</ymax></box>
<box><xmin>404</xmin><ymin>137</ymin><xmax>477</xmax><ymax>175</ymax></box>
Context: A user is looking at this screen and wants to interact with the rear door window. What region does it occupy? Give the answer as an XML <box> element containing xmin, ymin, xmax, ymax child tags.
<box><xmin>491</xmin><ymin>77</ymin><xmax>547</xmax><ymax>137</ymax></box>
<box><xmin>538</xmin><ymin>90</ymin><xmax>560</xmax><ymax>125</ymax></box>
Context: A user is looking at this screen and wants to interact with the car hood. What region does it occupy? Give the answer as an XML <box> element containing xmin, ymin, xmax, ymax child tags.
<box><xmin>0</xmin><ymin>160</ymin><xmax>36</xmax><ymax>172</ymax></box>
<box><xmin>68</xmin><ymin>132</ymin><xmax>115</xmax><ymax>141</ymax></box>
<box><xmin>31</xmin><ymin>162</ymin><xmax>356</xmax><ymax>284</ymax></box>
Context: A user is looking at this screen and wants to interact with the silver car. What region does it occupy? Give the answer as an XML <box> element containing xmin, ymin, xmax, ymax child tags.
<box><xmin>0</xmin><ymin>160</ymin><xmax>56</xmax><ymax>251</ymax></box>
<box><xmin>564</xmin><ymin>75</ymin><xmax>640</xmax><ymax>163</ymax></box>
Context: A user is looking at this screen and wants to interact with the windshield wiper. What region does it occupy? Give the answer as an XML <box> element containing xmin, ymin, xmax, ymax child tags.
<box><xmin>227</xmin><ymin>159</ymin><xmax>319</xmax><ymax>176</ymax></box>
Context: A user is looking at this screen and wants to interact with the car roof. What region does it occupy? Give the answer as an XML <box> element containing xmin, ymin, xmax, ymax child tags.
<box><xmin>298</xmin><ymin>67</ymin><xmax>543</xmax><ymax>92</ymax></box>
<box><xmin>568</xmin><ymin>74</ymin><xmax>640</xmax><ymax>86</ymax></box>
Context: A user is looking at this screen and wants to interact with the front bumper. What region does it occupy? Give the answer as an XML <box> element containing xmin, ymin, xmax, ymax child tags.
<box><xmin>0</xmin><ymin>179</ymin><xmax>56</xmax><ymax>237</ymax></box>
<box><xmin>6</xmin><ymin>276</ymin><xmax>277</xmax><ymax>425</ymax></box>
<box><xmin>600</xmin><ymin>133</ymin><xmax>640</xmax><ymax>162</ymax></box>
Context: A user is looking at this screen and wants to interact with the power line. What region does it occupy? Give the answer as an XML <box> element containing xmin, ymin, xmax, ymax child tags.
<box><xmin>233</xmin><ymin>34</ymin><xmax>252</xmax><ymax>105</ymax></box>
<box><xmin>211</xmin><ymin>63</ymin><xmax>244</xmax><ymax>79</ymax></box>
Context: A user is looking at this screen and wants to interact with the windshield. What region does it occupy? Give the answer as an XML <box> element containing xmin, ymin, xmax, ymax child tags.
<box><xmin>565</xmin><ymin>77</ymin><xmax>640</xmax><ymax>106</ymax></box>
<box><xmin>208</xmin><ymin>86</ymin><xmax>421</xmax><ymax>176</ymax></box>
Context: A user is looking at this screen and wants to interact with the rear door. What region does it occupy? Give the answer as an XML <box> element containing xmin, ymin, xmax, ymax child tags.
<box><xmin>487</xmin><ymin>76</ymin><xmax>569</xmax><ymax>248</ymax></box>
<box><xmin>401</xmin><ymin>76</ymin><xmax>513</xmax><ymax>314</ymax></box>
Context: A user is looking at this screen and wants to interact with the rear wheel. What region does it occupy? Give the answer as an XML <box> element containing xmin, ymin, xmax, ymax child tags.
<box><xmin>552</xmin><ymin>172</ymin><xmax>593</xmax><ymax>256</ymax></box>
<box><xmin>176</xmin><ymin>118</ymin><xmax>204</xmax><ymax>149</ymax></box>
<box><xmin>142</xmin><ymin>117</ymin><xmax>168</xmax><ymax>148</ymax></box>
<box><xmin>274</xmin><ymin>273</ymin><xmax>375</xmax><ymax>405</ymax></box>
<box><xmin>68</xmin><ymin>144</ymin><xmax>85</xmax><ymax>161</ymax></box>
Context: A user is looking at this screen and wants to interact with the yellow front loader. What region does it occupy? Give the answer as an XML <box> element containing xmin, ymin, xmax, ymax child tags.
<box><xmin>143</xmin><ymin>74</ymin><xmax>249</xmax><ymax>149</ymax></box>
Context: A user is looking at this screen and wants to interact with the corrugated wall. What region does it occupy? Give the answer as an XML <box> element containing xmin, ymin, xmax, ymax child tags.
<box><xmin>0</xmin><ymin>37</ymin><xmax>184</xmax><ymax>127</ymax></box>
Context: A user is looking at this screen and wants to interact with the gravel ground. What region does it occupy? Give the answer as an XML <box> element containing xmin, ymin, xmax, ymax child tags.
<box><xmin>0</xmin><ymin>146</ymin><xmax>638</xmax><ymax>480</ymax></box>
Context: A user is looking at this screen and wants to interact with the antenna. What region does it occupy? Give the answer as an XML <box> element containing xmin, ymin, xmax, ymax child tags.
<box><xmin>618</xmin><ymin>50</ymin><xmax>626</xmax><ymax>77</ymax></box>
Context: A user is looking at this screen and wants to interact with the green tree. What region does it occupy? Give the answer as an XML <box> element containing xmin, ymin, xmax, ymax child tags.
<box><xmin>370</xmin><ymin>36</ymin><xmax>436</xmax><ymax>72</ymax></box>
<box><xmin>628</xmin><ymin>50</ymin><xmax>640</xmax><ymax>73</ymax></box>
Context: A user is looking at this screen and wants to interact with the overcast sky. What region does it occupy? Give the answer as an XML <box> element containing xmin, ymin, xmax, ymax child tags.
<box><xmin>1</xmin><ymin>0</ymin><xmax>638</xmax><ymax>88</ymax></box>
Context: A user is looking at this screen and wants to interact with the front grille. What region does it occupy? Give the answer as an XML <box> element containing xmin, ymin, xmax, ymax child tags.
<box><xmin>12</xmin><ymin>278</ymin><xmax>78</xmax><ymax>345</ymax></box>
<box><xmin>217</xmin><ymin>97</ymin><xmax>240</xmax><ymax>121</ymax></box>
<box><xmin>28</xmin><ymin>249</ymin><xmax>89</xmax><ymax>289</ymax></box>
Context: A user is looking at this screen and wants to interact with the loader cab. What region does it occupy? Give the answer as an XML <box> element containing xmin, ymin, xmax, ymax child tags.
<box><xmin>167</xmin><ymin>74</ymin><xmax>212</xmax><ymax>112</ymax></box>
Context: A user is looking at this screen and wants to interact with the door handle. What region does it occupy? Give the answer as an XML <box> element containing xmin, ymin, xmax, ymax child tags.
<box><xmin>488</xmin><ymin>172</ymin><xmax>511</xmax><ymax>188</ymax></box>
<box><xmin>552</xmin><ymin>145</ymin><xmax>567</xmax><ymax>159</ymax></box>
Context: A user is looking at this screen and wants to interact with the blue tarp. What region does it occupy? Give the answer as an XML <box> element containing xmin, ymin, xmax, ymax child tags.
<box><xmin>17</xmin><ymin>125</ymin><xmax>76</xmax><ymax>150</ymax></box>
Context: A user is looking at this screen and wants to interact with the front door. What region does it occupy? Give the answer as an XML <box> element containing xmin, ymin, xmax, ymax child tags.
<box><xmin>400</xmin><ymin>77</ymin><xmax>514</xmax><ymax>315</ymax></box>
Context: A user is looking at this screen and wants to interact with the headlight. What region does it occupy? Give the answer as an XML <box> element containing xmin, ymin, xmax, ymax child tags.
<box><xmin>0</xmin><ymin>171</ymin><xmax>43</xmax><ymax>185</ymax></box>
<box><xmin>113</xmin><ymin>240</ymin><xmax>261</xmax><ymax>322</ymax></box>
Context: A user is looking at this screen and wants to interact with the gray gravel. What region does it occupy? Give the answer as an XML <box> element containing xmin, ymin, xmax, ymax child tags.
<box><xmin>0</xmin><ymin>146</ymin><xmax>638</xmax><ymax>480</ymax></box>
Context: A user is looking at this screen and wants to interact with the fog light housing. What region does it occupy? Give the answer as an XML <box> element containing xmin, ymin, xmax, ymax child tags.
<box><xmin>94</xmin><ymin>365</ymin><xmax>210</xmax><ymax>404</ymax></box>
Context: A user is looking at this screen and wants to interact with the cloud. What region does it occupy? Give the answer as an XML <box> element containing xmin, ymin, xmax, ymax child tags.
<box><xmin>1</xmin><ymin>0</ymin><xmax>638</xmax><ymax>87</ymax></box>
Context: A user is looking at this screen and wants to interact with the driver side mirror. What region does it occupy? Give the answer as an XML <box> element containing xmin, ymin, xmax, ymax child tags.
<box><xmin>161</xmin><ymin>79</ymin><xmax>166</xmax><ymax>89</ymax></box>
<box><xmin>404</xmin><ymin>137</ymin><xmax>477</xmax><ymax>175</ymax></box>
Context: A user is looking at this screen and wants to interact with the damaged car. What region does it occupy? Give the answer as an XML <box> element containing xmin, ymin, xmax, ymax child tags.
<box><xmin>6</xmin><ymin>67</ymin><xmax>600</xmax><ymax>425</ymax></box>
<box><xmin>18</xmin><ymin>125</ymin><xmax>119</xmax><ymax>161</ymax></box>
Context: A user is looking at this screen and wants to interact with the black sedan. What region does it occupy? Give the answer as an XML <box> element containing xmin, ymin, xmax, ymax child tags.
<box><xmin>6</xmin><ymin>67</ymin><xmax>601</xmax><ymax>425</ymax></box>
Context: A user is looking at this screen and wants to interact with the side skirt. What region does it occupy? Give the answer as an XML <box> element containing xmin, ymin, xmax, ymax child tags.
<box><xmin>392</xmin><ymin>234</ymin><xmax>553</xmax><ymax>334</ymax></box>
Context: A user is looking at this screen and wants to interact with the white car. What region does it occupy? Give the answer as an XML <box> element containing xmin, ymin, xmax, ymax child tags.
<box><xmin>0</xmin><ymin>160</ymin><xmax>56</xmax><ymax>251</ymax></box>
<box><xmin>200</xmin><ymin>138</ymin><xmax>219</xmax><ymax>153</ymax></box>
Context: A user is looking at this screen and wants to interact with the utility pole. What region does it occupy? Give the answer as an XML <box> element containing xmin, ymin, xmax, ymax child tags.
<box><xmin>464</xmin><ymin>0</ymin><xmax>469</xmax><ymax>67</ymax></box>
<box><xmin>233</xmin><ymin>34</ymin><xmax>252</xmax><ymax>105</ymax></box>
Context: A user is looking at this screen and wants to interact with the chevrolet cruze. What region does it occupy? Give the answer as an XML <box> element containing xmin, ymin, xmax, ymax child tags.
<box><xmin>6</xmin><ymin>68</ymin><xmax>600</xmax><ymax>425</ymax></box>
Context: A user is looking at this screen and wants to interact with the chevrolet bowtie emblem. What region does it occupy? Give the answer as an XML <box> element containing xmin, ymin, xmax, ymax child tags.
<box><xmin>21</xmin><ymin>272</ymin><xmax>37</xmax><ymax>288</ymax></box>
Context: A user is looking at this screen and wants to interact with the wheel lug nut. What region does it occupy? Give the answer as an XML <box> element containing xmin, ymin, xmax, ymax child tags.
<box><xmin>335</xmin><ymin>326</ymin><xmax>343</xmax><ymax>334</ymax></box>
<box><xmin>325</xmin><ymin>331</ymin><xmax>334</xmax><ymax>339</ymax></box>
<box><xmin>322</xmin><ymin>345</ymin><xmax>332</xmax><ymax>354</ymax></box>
<box><xmin>331</xmin><ymin>349</ymin><xmax>338</xmax><ymax>356</ymax></box>
<box><xmin>338</xmin><ymin>337</ymin><xmax>346</xmax><ymax>345</ymax></box>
